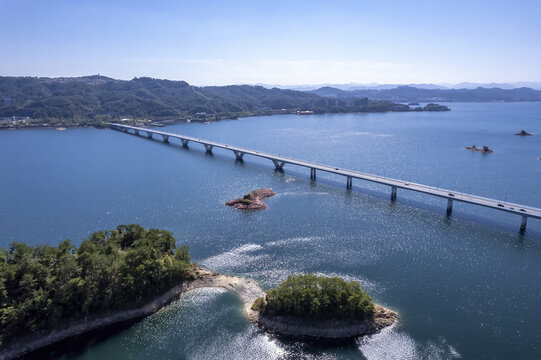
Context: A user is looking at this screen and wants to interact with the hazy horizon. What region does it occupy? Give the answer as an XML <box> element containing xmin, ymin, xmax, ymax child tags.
<box><xmin>3</xmin><ymin>74</ymin><xmax>541</xmax><ymax>91</ymax></box>
<box><xmin>1</xmin><ymin>0</ymin><xmax>540</xmax><ymax>85</ymax></box>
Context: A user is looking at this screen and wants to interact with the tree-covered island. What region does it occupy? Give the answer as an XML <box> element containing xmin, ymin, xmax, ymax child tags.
<box><xmin>251</xmin><ymin>274</ymin><xmax>397</xmax><ymax>340</ymax></box>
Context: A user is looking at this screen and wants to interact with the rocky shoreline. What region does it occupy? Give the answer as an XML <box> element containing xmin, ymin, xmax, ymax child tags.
<box><xmin>0</xmin><ymin>267</ymin><xmax>397</xmax><ymax>359</ymax></box>
<box><xmin>256</xmin><ymin>305</ymin><xmax>397</xmax><ymax>340</ymax></box>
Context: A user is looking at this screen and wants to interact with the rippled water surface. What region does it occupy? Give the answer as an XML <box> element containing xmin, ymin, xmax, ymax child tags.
<box><xmin>1</xmin><ymin>103</ymin><xmax>541</xmax><ymax>359</ymax></box>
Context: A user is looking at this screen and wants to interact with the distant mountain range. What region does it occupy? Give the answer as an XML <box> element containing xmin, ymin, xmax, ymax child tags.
<box><xmin>260</xmin><ymin>82</ymin><xmax>541</xmax><ymax>91</ymax></box>
<box><xmin>309</xmin><ymin>85</ymin><xmax>541</xmax><ymax>102</ymax></box>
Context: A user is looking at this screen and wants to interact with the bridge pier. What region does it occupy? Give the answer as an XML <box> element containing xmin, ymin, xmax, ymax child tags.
<box><xmin>272</xmin><ymin>159</ymin><xmax>285</xmax><ymax>171</ymax></box>
<box><xmin>233</xmin><ymin>151</ymin><xmax>245</xmax><ymax>160</ymax></box>
<box><xmin>204</xmin><ymin>144</ymin><xmax>214</xmax><ymax>153</ymax></box>
<box><xmin>134</xmin><ymin>129</ymin><xmax>139</xmax><ymax>136</ymax></box>
<box><xmin>310</xmin><ymin>168</ymin><xmax>316</xmax><ymax>180</ymax></box>
<box><xmin>162</xmin><ymin>135</ymin><xmax>169</xmax><ymax>143</ymax></box>
<box><xmin>180</xmin><ymin>139</ymin><xmax>189</xmax><ymax>147</ymax></box>
<box><xmin>447</xmin><ymin>198</ymin><xmax>453</xmax><ymax>215</ymax></box>
<box><xmin>520</xmin><ymin>215</ymin><xmax>528</xmax><ymax>232</ymax></box>
<box><xmin>346</xmin><ymin>176</ymin><xmax>352</xmax><ymax>189</ymax></box>
<box><xmin>391</xmin><ymin>186</ymin><xmax>397</xmax><ymax>201</ymax></box>
<box><xmin>146</xmin><ymin>131</ymin><xmax>153</xmax><ymax>139</ymax></box>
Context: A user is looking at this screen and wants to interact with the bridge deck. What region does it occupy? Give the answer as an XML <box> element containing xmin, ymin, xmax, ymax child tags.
<box><xmin>109</xmin><ymin>123</ymin><xmax>541</xmax><ymax>222</ymax></box>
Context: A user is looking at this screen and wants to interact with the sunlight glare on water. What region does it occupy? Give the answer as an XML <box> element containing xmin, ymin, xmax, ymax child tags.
<box><xmin>2</xmin><ymin>103</ymin><xmax>541</xmax><ymax>358</ymax></box>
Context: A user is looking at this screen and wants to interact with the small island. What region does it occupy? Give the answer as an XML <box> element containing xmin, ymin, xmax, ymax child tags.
<box><xmin>225</xmin><ymin>188</ymin><xmax>276</xmax><ymax>210</ymax></box>
<box><xmin>515</xmin><ymin>129</ymin><xmax>532</xmax><ymax>136</ymax></box>
<box><xmin>250</xmin><ymin>274</ymin><xmax>397</xmax><ymax>340</ymax></box>
<box><xmin>465</xmin><ymin>145</ymin><xmax>493</xmax><ymax>154</ymax></box>
<box><xmin>422</xmin><ymin>103</ymin><xmax>451</xmax><ymax>111</ymax></box>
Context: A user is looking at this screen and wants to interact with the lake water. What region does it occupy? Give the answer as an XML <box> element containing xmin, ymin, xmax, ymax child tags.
<box><xmin>1</xmin><ymin>103</ymin><xmax>541</xmax><ymax>359</ymax></box>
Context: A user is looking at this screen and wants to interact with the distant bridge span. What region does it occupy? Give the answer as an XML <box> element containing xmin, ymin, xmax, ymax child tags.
<box><xmin>108</xmin><ymin>123</ymin><xmax>541</xmax><ymax>233</ymax></box>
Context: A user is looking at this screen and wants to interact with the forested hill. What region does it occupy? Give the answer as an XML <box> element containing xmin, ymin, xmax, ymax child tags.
<box><xmin>311</xmin><ymin>85</ymin><xmax>541</xmax><ymax>102</ymax></box>
<box><xmin>0</xmin><ymin>76</ymin><xmax>323</xmax><ymax>123</ymax></box>
<box><xmin>0</xmin><ymin>76</ymin><xmax>447</xmax><ymax>126</ymax></box>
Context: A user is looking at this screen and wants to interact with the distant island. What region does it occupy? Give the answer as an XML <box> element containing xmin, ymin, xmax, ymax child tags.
<box><xmin>310</xmin><ymin>85</ymin><xmax>541</xmax><ymax>102</ymax></box>
<box><xmin>465</xmin><ymin>145</ymin><xmax>493</xmax><ymax>154</ymax></box>
<box><xmin>225</xmin><ymin>188</ymin><xmax>276</xmax><ymax>211</ymax></box>
<box><xmin>0</xmin><ymin>76</ymin><xmax>450</xmax><ymax>129</ymax></box>
<box><xmin>251</xmin><ymin>274</ymin><xmax>397</xmax><ymax>339</ymax></box>
<box><xmin>515</xmin><ymin>129</ymin><xmax>532</xmax><ymax>136</ymax></box>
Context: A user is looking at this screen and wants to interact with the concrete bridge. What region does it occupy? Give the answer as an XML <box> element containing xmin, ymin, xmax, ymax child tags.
<box><xmin>108</xmin><ymin>123</ymin><xmax>541</xmax><ymax>233</ymax></box>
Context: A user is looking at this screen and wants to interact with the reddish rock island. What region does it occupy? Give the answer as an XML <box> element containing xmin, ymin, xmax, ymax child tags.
<box><xmin>225</xmin><ymin>188</ymin><xmax>276</xmax><ymax>210</ymax></box>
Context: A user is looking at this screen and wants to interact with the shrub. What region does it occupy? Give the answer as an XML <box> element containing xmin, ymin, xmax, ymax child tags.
<box><xmin>251</xmin><ymin>297</ymin><xmax>265</xmax><ymax>311</ymax></box>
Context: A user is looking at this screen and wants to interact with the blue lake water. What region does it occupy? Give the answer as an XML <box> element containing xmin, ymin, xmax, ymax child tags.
<box><xmin>1</xmin><ymin>102</ymin><xmax>541</xmax><ymax>359</ymax></box>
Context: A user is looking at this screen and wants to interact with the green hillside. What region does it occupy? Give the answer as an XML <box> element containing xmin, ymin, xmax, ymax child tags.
<box><xmin>0</xmin><ymin>76</ymin><xmax>449</xmax><ymax>127</ymax></box>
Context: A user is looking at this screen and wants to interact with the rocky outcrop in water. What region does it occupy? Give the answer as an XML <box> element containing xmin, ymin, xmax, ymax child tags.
<box><xmin>465</xmin><ymin>145</ymin><xmax>493</xmax><ymax>153</ymax></box>
<box><xmin>515</xmin><ymin>129</ymin><xmax>532</xmax><ymax>136</ymax></box>
<box><xmin>225</xmin><ymin>188</ymin><xmax>276</xmax><ymax>210</ymax></box>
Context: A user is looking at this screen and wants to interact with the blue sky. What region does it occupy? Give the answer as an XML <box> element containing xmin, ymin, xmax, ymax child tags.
<box><xmin>1</xmin><ymin>0</ymin><xmax>540</xmax><ymax>85</ymax></box>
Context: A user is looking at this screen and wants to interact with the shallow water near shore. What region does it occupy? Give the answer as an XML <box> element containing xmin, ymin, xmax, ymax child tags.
<box><xmin>1</xmin><ymin>102</ymin><xmax>541</xmax><ymax>359</ymax></box>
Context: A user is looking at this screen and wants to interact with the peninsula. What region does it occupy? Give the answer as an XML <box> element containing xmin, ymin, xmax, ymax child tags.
<box><xmin>225</xmin><ymin>188</ymin><xmax>276</xmax><ymax>210</ymax></box>
<box><xmin>0</xmin><ymin>225</ymin><xmax>192</xmax><ymax>359</ymax></box>
<box><xmin>0</xmin><ymin>225</ymin><xmax>265</xmax><ymax>360</ymax></box>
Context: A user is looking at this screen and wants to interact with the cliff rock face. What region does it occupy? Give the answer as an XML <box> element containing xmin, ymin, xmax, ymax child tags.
<box><xmin>255</xmin><ymin>305</ymin><xmax>397</xmax><ymax>340</ymax></box>
<box><xmin>225</xmin><ymin>188</ymin><xmax>276</xmax><ymax>210</ymax></box>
